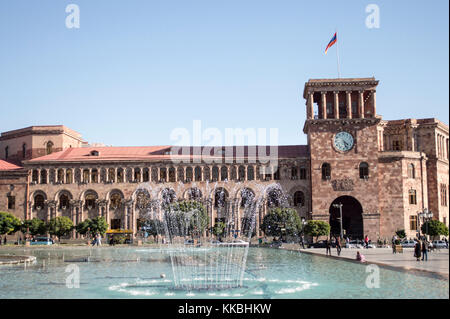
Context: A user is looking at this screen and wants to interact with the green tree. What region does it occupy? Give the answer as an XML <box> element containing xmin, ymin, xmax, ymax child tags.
<box><xmin>421</xmin><ymin>220</ymin><xmax>449</xmax><ymax>238</ymax></box>
<box><xmin>47</xmin><ymin>216</ymin><xmax>74</xmax><ymax>241</ymax></box>
<box><xmin>20</xmin><ymin>218</ymin><xmax>47</xmax><ymax>236</ymax></box>
<box><xmin>303</xmin><ymin>220</ymin><xmax>330</xmax><ymax>242</ymax></box>
<box><xmin>0</xmin><ymin>212</ymin><xmax>22</xmax><ymax>236</ymax></box>
<box><xmin>211</xmin><ymin>221</ymin><xmax>226</xmax><ymax>239</ymax></box>
<box><xmin>260</xmin><ymin>208</ymin><xmax>302</xmax><ymax>240</ymax></box>
<box><xmin>395</xmin><ymin>229</ymin><xmax>406</xmax><ymax>239</ymax></box>
<box><xmin>75</xmin><ymin>219</ymin><xmax>91</xmax><ymax>237</ymax></box>
<box><xmin>167</xmin><ymin>200</ymin><xmax>209</xmax><ymax>237</ymax></box>
<box><xmin>88</xmin><ymin>216</ymin><xmax>109</xmax><ymax>236</ymax></box>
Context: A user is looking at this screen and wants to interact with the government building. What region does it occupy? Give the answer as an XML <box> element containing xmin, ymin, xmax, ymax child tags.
<box><xmin>1</xmin><ymin>78</ymin><xmax>448</xmax><ymax>241</ymax></box>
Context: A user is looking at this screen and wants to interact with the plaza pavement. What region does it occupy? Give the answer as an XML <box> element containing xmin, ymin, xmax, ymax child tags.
<box><xmin>280</xmin><ymin>244</ymin><xmax>449</xmax><ymax>279</ymax></box>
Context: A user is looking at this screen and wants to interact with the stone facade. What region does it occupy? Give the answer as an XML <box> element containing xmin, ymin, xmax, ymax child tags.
<box><xmin>0</xmin><ymin>77</ymin><xmax>448</xmax><ymax>242</ymax></box>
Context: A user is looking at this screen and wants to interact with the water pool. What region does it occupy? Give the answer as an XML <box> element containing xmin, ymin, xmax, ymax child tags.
<box><xmin>0</xmin><ymin>246</ymin><xmax>447</xmax><ymax>299</ymax></box>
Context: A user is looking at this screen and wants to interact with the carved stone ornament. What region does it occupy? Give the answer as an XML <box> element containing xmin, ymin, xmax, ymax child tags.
<box><xmin>331</xmin><ymin>178</ymin><xmax>354</xmax><ymax>191</ymax></box>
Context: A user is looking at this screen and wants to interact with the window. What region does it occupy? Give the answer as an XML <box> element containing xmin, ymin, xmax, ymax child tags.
<box><xmin>407</xmin><ymin>164</ymin><xmax>415</xmax><ymax>179</ymax></box>
<box><xmin>326</xmin><ymin>102</ymin><xmax>333</xmax><ymax>116</ymax></box>
<box><xmin>291</xmin><ymin>167</ymin><xmax>298</xmax><ymax>180</ymax></box>
<box><xmin>267</xmin><ymin>188</ymin><xmax>282</xmax><ymax>207</ymax></box>
<box><xmin>143</xmin><ymin>168</ymin><xmax>149</xmax><ymax>182</ymax></box>
<box><xmin>32</xmin><ymin>170</ymin><xmax>39</xmax><ymax>183</ymax></box>
<box><xmin>351</xmin><ymin>101</ymin><xmax>358</xmax><ymax>116</ymax></box>
<box><xmin>409</xmin><ymin>216</ymin><xmax>418</xmax><ymax>231</ymax></box>
<box><xmin>339</xmin><ymin>101</ymin><xmax>346</xmax><ymax>118</ymax></box>
<box><xmin>83</xmin><ymin>169</ymin><xmax>89</xmax><ymax>183</ymax></box>
<box><xmin>214</xmin><ymin>188</ymin><xmax>228</xmax><ymax>208</ymax></box>
<box><xmin>273</xmin><ymin>168</ymin><xmax>280</xmax><ymax>180</ymax></box>
<box><xmin>109</xmin><ymin>194</ymin><xmax>121</xmax><ymax>210</ymax></box>
<box><xmin>169</xmin><ymin>167</ymin><xmax>176</xmax><ymax>182</ymax></box>
<box><xmin>220</xmin><ymin>166</ymin><xmax>228</xmax><ymax>181</ymax></box>
<box><xmin>321</xmin><ymin>163</ymin><xmax>331</xmax><ymax>180</ymax></box>
<box><xmin>22</xmin><ymin>143</ymin><xmax>26</xmax><ymax>159</ymax></box>
<box><xmin>299</xmin><ymin>167</ymin><xmax>307</xmax><ymax>180</ymax></box>
<box><xmin>195</xmin><ymin>166</ymin><xmax>202</xmax><ymax>181</ymax></box>
<box><xmin>85</xmin><ymin>194</ymin><xmax>97</xmax><ymax>209</ymax></box>
<box><xmin>247</xmin><ymin>166</ymin><xmax>254</xmax><ymax>181</ymax></box>
<box><xmin>359</xmin><ymin>162</ymin><xmax>369</xmax><ymax>179</ymax></box>
<box><xmin>212</xmin><ymin>166</ymin><xmax>219</xmax><ymax>181</ymax></box>
<box><xmin>185</xmin><ymin>167</ymin><xmax>193</xmax><ymax>182</ymax></box>
<box><xmin>392</xmin><ymin>140</ymin><xmax>402</xmax><ymax>151</ymax></box>
<box><xmin>46</xmin><ymin>141</ymin><xmax>54</xmax><ymax>155</ymax></box>
<box><xmin>238</xmin><ymin>166</ymin><xmax>245</xmax><ymax>181</ymax></box>
<box><xmin>441</xmin><ymin>184</ymin><xmax>448</xmax><ymax>207</ymax></box>
<box><xmin>90</xmin><ymin>150</ymin><xmax>99</xmax><ymax>156</ymax></box>
<box><xmin>293</xmin><ymin>191</ymin><xmax>305</xmax><ymax>207</ymax></box>
<box><xmin>59</xmin><ymin>194</ymin><xmax>70</xmax><ymax>210</ymax></box>
<box><xmin>40</xmin><ymin>170</ymin><xmax>47</xmax><ymax>184</ymax></box>
<box><xmin>108</xmin><ymin>168</ymin><xmax>115</xmax><ymax>182</ymax></box>
<box><xmin>7</xmin><ymin>195</ymin><xmax>15</xmax><ymax>209</ymax></box>
<box><xmin>57</xmin><ymin>169</ymin><xmax>64</xmax><ymax>183</ymax></box>
<box><xmin>188</xmin><ymin>187</ymin><xmax>202</xmax><ymax>200</ymax></box>
<box><xmin>409</xmin><ymin>189</ymin><xmax>417</xmax><ymax>205</ymax></box>
<box><xmin>240</xmin><ymin>188</ymin><xmax>254</xmax><ymax>208</ymax></box>
<box><xmin>34</xmin><ymin>194</ymin><xmax>45</xmax><ymax>210</ymax></box>
<box><xmin>4</xmin><ymin>146</ymin><xmax>8</xmax><ymax>160</ymax></box>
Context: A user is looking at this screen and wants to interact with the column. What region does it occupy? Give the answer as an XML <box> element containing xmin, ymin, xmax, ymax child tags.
<box><xmin>37</xmin><ymin>169</ymin><xmax>41</xmax><ymax>184</ymax></box>
<box><xmin>359</xmin><ymin>90</ymin><xmax>365</xmax><ymax>118</ymax></box>
<box><xmin>307</xmin><ymin>92</ymin><xmax>314</xmax><ymax>119</ymax></box>
<box><xmin>88</xmin><ymin>168</ymin><xmax>92</xmax><ymax>183</ymax></box>
<box><xmin>105</xmin><ymin>203</ymin><xmax>110</xmax><ymax>229</ymax></box>
<box><xmin>321</xmin><ymin>92</ymin><xmax>327</xmax><ymax>119</ymax></box>
<box><xmin>346</xmin><ymin>91</ymin><xmax>352</xmax><ymax>119</ymax></box>
<box><xmin>45</xmin><ymin>169</ymin><xmax>49</xmax><ymax>184</ymax></box>
<box><xmin>97</xmin><ymin>167</ymin><xmax>101</xmax><ymax>183</ymax></box>
<box><xmin>63</xmin><ymin>169</ymin><xmax>66</xmax><ymax>184</ymax></box>
<box><xmin>115</xmin><ymin>167</ymin><xmax>118</xmax><ymax>183</ymax></box>
<box><xmin>371</xmin><ymin>90</ymin><xmax>376</xmax><ymax>117</ymax></box>
<box><xmin>333</xmin><ymin>91</ymin><xmax>339</xmax><ymax>119</ymax></box>
<box><xmin>131</xmin><ymin>204</ymin><xmax>136</xmax><ymax>238</ymax></box>
<box><xmin>124</xmin><ymin>205</ymin><xmax>129</xmax><ymax>230</ymax></box>
<box><xmin>71</xmin><ymin>206</ymin><xmax>76</xmax><ymax>238</ymax></box>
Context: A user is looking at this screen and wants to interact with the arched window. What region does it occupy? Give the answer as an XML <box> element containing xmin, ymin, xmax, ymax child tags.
<box><xmin>134</xmin><ymin>167</ymin><xmax>141</xmax><ymax>182</ymax></box>
<box><xmin>160</xmin><ymin>168</ymin><xmax>167</xmax><ymax>182</ymax></box>
<box><xmin>220</xmin><ymin>166</ymin><xmax>228</xmax><ymax>181</ymax></box>
<box><xmin>194</xmin><ymin>166</ymin><xmax>202</xmax><ymax>181</ymax></box>
<box><xmin>83</xmin><ymin>169</ymin><xmax>90</xmax><ymax>183</ymax></box>
<box><xmin>321</xmin><ymin>163</ymin><xmax>331</xmax><ymax>180</ymax></box>
<box><xmin>408</xmin><ymin>164</ymin><xmax>415</xmax><ymax>179</ymax></box>
<box><xmin>117</xmin><ymin>168</ymin><xmax>124</xmax><ymax>183</ymax></box>
<box><xmin>34</xmin><ymin>194</ymin><xmax>45</xmax><ymax>210</ymax></box>
<box><xmin>136</xmin><ymin>190</ymin><xmax>150</xmax><ymax>210</ymax></box>
<box><xmin>293</xmin><ymin>191</ymin><xmax>305</xmax><ymax>207</ymax></box>
<box><xmin>22</xmin><ymin>143</ymin><xmax>26</xmax><ymax>159</ymax></box>
<box><xmin>188</xmin><ymin>187</ymin><xmax>202</xmax><ymax>200</ymax></box>
<box><xmin>214</xmin><ymin>188</ymin><xmax>228</xmax><ymax>208</ymax></box>
<box><xmin>91</xmin><ymin>169</ymin><xmax>99</xmax><ymax>183</ymax></box>
<box><xmin>267</xmin><ymin>187</ymin><xmax>283</xmax><ymax>207</ymax></box>
<box><xmin>240</xmin><ymin>188</ymin><xmax>255</xmax><ymax>208</ymax></box>
<box><xmin>32</xmin><ymin>170</ymin><xmax>39</xmax><ymax>183</ymax></box>
<box><xmin>59</xmin><ymin>194</ymin><xmax>70</xmax><ymax>210</ymax></box>
<box><xmin>291</xmin><ymin>167</ymin><xmax>298</xmax><ymax>180</ymax></box>
<box><xmin>359</xmin><ymin>162</ymin><xmax>369</xmax><ymax>179</ymax></box>
<box><xmin>46</xmin><ymin>141</ymin><xmax>54</xmax><ymax>155</ymax></box>
<box><xmin>185</xmin><ymin>167</ymin><xmax>193</xmax><ymax>182</ymax></box>
<box><xmin>161</xmin><ymin>188</ymin><xmax>176</xmax><ymax>205</ymax></box>
<box><xmin>109</xmin><ymin>193</ymin><xmax>121</xmax><ymax>210</ymax></box>
<box><xmin>108</xmin><ymin>168</ymin><xmax>115</xmax><ymax>182</ymax></box>
<box><xmin>57</xmin><ymin>169</ymin><xmax>64</xmax><ymax>183</ymax></box>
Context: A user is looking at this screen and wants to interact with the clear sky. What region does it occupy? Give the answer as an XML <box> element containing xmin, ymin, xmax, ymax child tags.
<box><xmin>0</xmin><ymin>0</ymin><xmax>448</xmax><ymax>146</ymax></box>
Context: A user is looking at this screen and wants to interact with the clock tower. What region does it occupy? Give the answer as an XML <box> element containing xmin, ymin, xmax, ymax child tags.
<box><xmin>303</xmin><ymin>78</ymin><xmax>381</xmax><ymax>240</ymax></box>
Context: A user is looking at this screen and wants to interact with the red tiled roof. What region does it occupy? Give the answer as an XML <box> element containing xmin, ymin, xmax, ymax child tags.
<box><xmin>0</xmin><ymin>159</ymin><xmax>22</xmax><ymax>170</ymax></box>
<box><xmin>27</xmin><ymin>145</ymin><xmax>308</xmax><ymax>163</ymax></box>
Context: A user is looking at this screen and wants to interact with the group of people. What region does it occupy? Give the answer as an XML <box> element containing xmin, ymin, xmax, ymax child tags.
<box><xmin>90</xmin><ymin>233</ymin><xmax>102</xmax><ymax>246</ymax></box>
<box><xmin>325</xmin><ymin>236</ymin><xmax>342</xmax><ymax>256</ymax></box>
<box><xmin>414</xmin><ymin>238</ymin><xmax>430</xmax><ymax>261</ymax></box>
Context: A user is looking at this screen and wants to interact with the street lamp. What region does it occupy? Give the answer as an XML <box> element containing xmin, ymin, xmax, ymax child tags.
<box><xmin>418</xmin><ymin>208</ymin><xmax>433</xmax><ymax>240</ymax></box>
<box><xmin>332</xmin><ymin>203</ymin><xmax>344</xmax><ymax>240</ymax></box>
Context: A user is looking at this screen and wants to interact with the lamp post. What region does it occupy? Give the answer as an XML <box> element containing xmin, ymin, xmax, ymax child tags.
<box><xmin>418</xmin><ymin>208</ymin><xmax>433</xmax><ymax>240</ymax></box>
<box><xmin>332</xmin><ymin>203</ymin><xmax>344</xmax><ymax>240</ymax></box>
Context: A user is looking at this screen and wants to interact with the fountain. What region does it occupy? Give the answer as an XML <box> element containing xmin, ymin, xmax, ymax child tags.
<box><xmin>133</xmin><ymin>181</ymin><xmax>288</xmax><ymax>291</ymax></box>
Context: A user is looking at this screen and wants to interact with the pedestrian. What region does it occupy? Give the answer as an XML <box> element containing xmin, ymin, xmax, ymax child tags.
<box><xmin>414</xmin><ymin>239</ymin><xmax>422</xmax><ymax>261</ymax></box>
<box><xmin>392</xmin><ymin>235</ymin><xmax>397</xmax><ymax>254</ymax></box>
<box><xmin>325</xmin><ymin>238</ymin><xmax>332</xmax><ymax>256</ymax></box>
<box><xmin>345</xmin><ymin>236</ymin><xmax>350</xmax><ymax>248</ymax></box>
<box><xmin>364</xmin><ymin>235</ymin><xmax>369</xmax><ymax>249</ymax></box>
<box><xmin>336</xmin><ymin>236</ymin><xmax>342</xmax><ymax>256</ymax></box>
<box><xmin>356</xmin><ymin>251</ymin><xmax>365</xmax><ymax>262</ymax></box>
<box><xmin>300</xmin><ymin>235</ymin><xmax>305</xmax><ymax>249</ymax></box>
<box><xmin>3</xmin><ymin>236</ymin><xmax>7</xmax><ymax>245</ymax></box>
<box><xmin>445</xmin><ymin>238</ymin><xmax>448</xmax><ymax>249</ymax></box>
<box><xmin>421</xmin><ymin>239</ymin><xmax>428</xmax><ymax>261</ymax></box>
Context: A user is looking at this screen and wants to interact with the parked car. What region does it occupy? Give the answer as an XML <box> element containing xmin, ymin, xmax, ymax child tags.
<box><xmin>401</xmin><ymin>240</ymin><xmax>416</xmax><ymax>248</ymax></box>
<box><xmin>432</xmin><ymin>240</ymin><xmax>448</xmax><ymax>249</ymax></box>
<box><xmin>30</xmin><ymin>237</ymin><xmax>54</xmax><ymax>245</ymax></box>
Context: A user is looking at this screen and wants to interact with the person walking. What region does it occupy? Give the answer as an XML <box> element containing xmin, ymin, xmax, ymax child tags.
<box><xmin>325</xmin><ymin>238</ymin><xmax>332</xmax><ymax>256</ymax></box>
<box><xmin>421</xmin><ymin>239</ymin><xmax>428</xmax><ymax>261</ymax></box>
<box><xmin>414</xmin><ymin>239</ymin><xmax>422</xmax><ymax>261</ymax></box>
<box><xmin>97</xmin><ymin>234</ymin><xmax>102</xmax><ymax>246</ymax></box>
<box><xmin>364</xmin><ymin>235</ymin><xmax>369</xmax><ymax>249</ymax></box>
<box><xmin>445</xmin><ymin>238</ymin><xmax>448</xmax><ymax>249</ymax></box>
<box><xmin>299</xmin><ymin>234</ymin><xmax>305</xmax><ymax>249</ymax></box>
<box><xmin>336</xmin><ymin>236</ymin><xmax>342</xmax><ymax>256</ymax></box>
<box><xmin>392</xmin><ymin>235</ymin><xmax>397</xmax><ymax>254</ymax></box>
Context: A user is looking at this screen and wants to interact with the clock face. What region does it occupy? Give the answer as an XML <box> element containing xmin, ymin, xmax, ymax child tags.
<box><xmin>334</xmin><ymin>131</ymin><xmax>354</xmax><ymax>152</ymax></box>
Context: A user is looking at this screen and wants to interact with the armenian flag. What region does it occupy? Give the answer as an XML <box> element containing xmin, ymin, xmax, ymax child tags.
<box><xmin>325</xmin><ymin>32</ymin><xmax>337</xmax><ymax>55</ymax></box>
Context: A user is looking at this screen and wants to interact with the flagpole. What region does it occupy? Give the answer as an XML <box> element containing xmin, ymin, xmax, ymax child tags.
<box><xmin>336</xmin><ymin>29</ymin><xmax>341</xmax><ymax>78</ymax></box>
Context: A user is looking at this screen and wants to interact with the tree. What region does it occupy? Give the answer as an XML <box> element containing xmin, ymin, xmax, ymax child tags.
<box><xmin>260</xmin><ymin>208</ymin><xmax>302</xmax><ymax>240</ymax></box>
<box><xmin>303</xmin><ymin>220</ymin><xmax>330</xmax><ymax>242</ymax></box>
<box><xmin>0</xmin><ymin>212</ymin><xmax>22</xmax><ymax>236</ymax></box>
<box><xmin>395</xmin><ymin>229</ymin><xmax>406</xmax><ymax>239</ymax></box>
<box><xmin>47</xmin><ymin>216</ymin><xmax>74</xmax><ymax>241</ymax></box>
<box><xmin>75</xmin><ymin>219</ymin><xmax>91</xmax><ymax>237</ymax></box>
<box><xmin>211</xmin><ymin>221</ymin><xmax>226</xmax><ymax>240</ymax></box>
<box><xmin>421</xmin><ymin>220</ymin><xmax>449</xmax><ymax>239</ymax></box>
<box><xmin>140</xmin><ymin>219</ymin><xmax>164</xmax><ymax>241</ymax></box>
<box><xmin>20</xmin><ymin>218</ymin><xmax>47</xmax><ymax>236</ymax></box>
<box><xmin>88</xmin><ymin>216</ymin><xmax>109</xmax><ymax>236</ymax></box>
<box><xmin>167</xmin><ymin>200</ymin><xmax>209</xmax><ymax>237</ymax></box>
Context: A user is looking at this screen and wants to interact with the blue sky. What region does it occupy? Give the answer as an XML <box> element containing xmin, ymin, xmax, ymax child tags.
<box><xmin>0</xmin><ymin>0</ymin><xmax>448</xmax><ymax>146</ymax></box>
